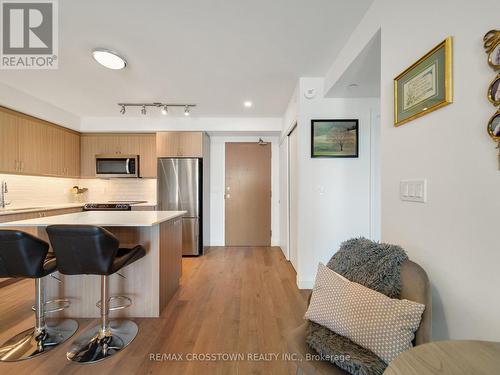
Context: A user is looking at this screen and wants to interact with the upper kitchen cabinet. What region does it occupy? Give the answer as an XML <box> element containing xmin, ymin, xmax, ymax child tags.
<box><xmin>0</xmin><ymin>109</ymin><xmax>19</xmax><ymax>173</ymax></box>
<box><xmin>156</xmin><ymin>131</ymin><xmax>208</xmax><ymax>158</ymax></box>
<box><xmin>80</xmin><ymin>133</ymin><xmax>156</xmax><ymax>178</ymax></box>
<box><xmin>0</xmin><ymin>107</ymin><xmax>80</xmax><ymax>178</ymax></box>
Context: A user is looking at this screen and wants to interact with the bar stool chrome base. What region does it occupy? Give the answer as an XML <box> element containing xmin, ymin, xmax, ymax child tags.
<box><xmin>0</xmin><ymin>319</ymin><xmax>78</xmax><ymax>362</ymax></box>
<box><xmin>66</xmin><ymin>320</ymin><xmax>138</xmax><ymax>364</ymax></box>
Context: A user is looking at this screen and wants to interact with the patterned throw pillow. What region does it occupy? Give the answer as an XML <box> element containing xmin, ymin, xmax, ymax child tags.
<box><xmin>304</xmin><ymin>263</ymin><xmax>425</xmax><ymax>364</ymax></box>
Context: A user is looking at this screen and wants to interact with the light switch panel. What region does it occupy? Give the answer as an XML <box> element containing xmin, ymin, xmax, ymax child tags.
<box><xmin>400</xmin><ymin>179</ymin><xmax>426</xmax><ymax>203</ymax></box>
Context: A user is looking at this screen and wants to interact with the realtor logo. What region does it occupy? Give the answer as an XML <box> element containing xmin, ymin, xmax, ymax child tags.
<box><xmin>1</xmin><ymin>0</ymin><xmax>58</xmax><ymax>69</ymax></box>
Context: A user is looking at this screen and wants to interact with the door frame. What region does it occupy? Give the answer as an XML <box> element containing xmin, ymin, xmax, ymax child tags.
<box><xmin>287</xmin><ymin>123</ymin><xmax>298</xmax><ymax>271</ymax></box>
<box><xmin>279</xmin><ymin>136</ymin><xmax>290</xmax><ymax>260</ymax></box>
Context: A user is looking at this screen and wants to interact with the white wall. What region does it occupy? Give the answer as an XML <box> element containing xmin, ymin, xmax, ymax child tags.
<box><xmin>209</xmin><ymin>134</ymin><xmax>280</xmax><ymax>246</ymax></box>
<box><xmin>80</xmin><ymin>116</ymin><xmax>282</xmax><ymax>133</ymax></box>
<box><xmin>0</xmin><ymin>82</ymin><xmax>80</xmax><ymax>130</ymax></box>
<box><xmin>284</xmin><ymin>77</ymin><xmax>380</xmax><ymax>288</ymax></box>
<box><xmin>324</xmin><ymin>0</ymin><xmax>500</xmax><ymax>341</ymax></box>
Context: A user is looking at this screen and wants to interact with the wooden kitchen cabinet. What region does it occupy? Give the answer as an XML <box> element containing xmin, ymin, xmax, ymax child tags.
<box><xmin>156</xmin><ymin>131</ymin><xmax>206</xmax><ymax>158</ymax></box>
<box><xmin>0</xmin><ymin>110</ymin><xmax>19</xmax><ymax>173</ymax></box>
<box><xmin>80</xmin><ymin>133</ymin><xmax>156</xmax><ymax>178</ymax></box>
<box><xmin>0</xmin><ymin>106</ymin><xmax>81</xmax><ymax>178</ymax></box>
<box><xmin>64</xmin><ymin>131</ymin><xmax>81</xmax><ymax>177</ymax></box>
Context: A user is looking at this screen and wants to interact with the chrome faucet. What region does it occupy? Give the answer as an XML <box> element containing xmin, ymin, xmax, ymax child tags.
<box><xmin>0</xmin><ymin>181</ymin><xmax>10</xmax><ymax>208</ymax></box>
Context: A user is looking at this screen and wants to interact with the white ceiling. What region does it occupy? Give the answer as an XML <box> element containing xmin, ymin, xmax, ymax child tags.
<box><xmin>0</xmin><ymin>0</ymin><xmax>373</xmax><ymax>118</ymax></box>
<box><xmin>326</xmin><ymin>30</ymin><xmax>380</xmax><ymax>98</ymax></box>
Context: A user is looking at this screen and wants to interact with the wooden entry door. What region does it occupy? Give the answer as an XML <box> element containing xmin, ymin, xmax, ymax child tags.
<box><xmin>225</xmin><ymin>142</ymin><xmax>271</xmax><ymax>246</ymax></box>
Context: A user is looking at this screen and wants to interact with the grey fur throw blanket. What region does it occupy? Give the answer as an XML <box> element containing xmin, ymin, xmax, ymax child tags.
<box><xmin>306</xmin><ymin>237</ymin><xmax>408</xmax><ymax>375</ymax></box>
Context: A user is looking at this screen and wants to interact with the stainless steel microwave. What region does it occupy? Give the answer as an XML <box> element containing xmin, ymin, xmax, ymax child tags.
<box><xmin>95</xmin><ymin>155</ymin><xmax>139</xmax><ymax>178</ymax></box>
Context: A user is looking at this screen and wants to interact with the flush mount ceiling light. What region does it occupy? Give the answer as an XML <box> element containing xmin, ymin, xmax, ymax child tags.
<box><xmin>117</xmin><ymin>103</ymin><xmax>196</xmax><ymax>116</ymax></box>
<box><xmin>92</xmin><ymin>48</ymin><xmax>127</xmax><ymax>70</ymax></box>
<box><xmin>244</xmin><ymin>101</ymin><xmax>253</xmax><ymax>108</ymax></box>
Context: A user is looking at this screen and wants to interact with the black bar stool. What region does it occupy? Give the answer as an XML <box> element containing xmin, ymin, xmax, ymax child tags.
<box><xmin>46</xmin><ymin>225</ymin><xmax>145</xmax><ymax>364</ymax></box>
<box><xmin>0</xmin><ymin>230</ymin><xmax>78</xmax><ymax>362</ymax></box>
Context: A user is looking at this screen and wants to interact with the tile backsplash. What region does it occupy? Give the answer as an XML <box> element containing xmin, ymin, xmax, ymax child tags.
<box><xmin>82</xmin><ymin>178</ymin><xmax>156</xmax><ymax>203</ymax></box>
<box><xmin>0</xmin><ymin>174</ymin><xmax>156</xmax><ymax>207</ymax></box>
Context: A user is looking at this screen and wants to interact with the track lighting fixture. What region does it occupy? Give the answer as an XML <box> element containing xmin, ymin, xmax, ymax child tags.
<box><xmin>117</xmin><ymin>103</ymin><xmax>196</xmax><ymax>116</ymax></box>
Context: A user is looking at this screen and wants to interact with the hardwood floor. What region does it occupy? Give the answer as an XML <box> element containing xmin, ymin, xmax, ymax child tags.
<box><xmin>0</xmin><ymin>247</ymin><xmax>309</xmax><ymax>375</ymax></box>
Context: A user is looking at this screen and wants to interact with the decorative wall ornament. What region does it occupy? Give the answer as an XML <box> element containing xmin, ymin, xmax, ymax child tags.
<box><xmin>483</xmin><ymin>30</ymin><xmax>500</xmax><ymax>169</ymax></box>
<box><xmin>394</xmin><ymin>37</ymin><xmax>453</xmax><ymax>126</ymax></box>
<box><xmin>484</xmin><ymin>30</ymin><xmax>500</xmax><ymax>70</ymax></box>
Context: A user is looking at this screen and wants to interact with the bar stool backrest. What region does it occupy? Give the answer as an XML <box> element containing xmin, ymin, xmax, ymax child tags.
<box><xmin>0</xmin><ymin>230</ymin><xmax>49</xmax><ymax>278</ymax></box>
<box><xmin>46</xmin><ymin>225</ymin><xmax>119</xmax><ymax>275</ymax></box>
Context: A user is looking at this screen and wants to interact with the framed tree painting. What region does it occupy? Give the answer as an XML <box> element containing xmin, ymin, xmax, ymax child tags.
<box><xmin>311</xmin><ymin>119</ymin><xmax>359</xmax><ymax>158</ymax></box>
<box><xmin>394</xmin><ymin>37</ymin><xmax>453</xmax><ymax>126</ymax></box>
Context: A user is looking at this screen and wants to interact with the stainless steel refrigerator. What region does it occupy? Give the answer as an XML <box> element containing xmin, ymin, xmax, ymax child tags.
<box><xmin>157</xmin><ymin>158</ymin><xmax>203</xmax><ymax>256</ymax></box>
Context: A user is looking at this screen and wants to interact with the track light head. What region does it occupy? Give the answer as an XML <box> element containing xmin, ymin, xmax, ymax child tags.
<box><xmin>117</xmin><ymin>103</ymin><xmax>195</xmax><ymax>116</ymax></box>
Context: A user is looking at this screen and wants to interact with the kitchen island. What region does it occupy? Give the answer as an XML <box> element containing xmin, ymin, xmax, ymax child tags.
<box><xmin>0</xmin><ymin>211</ymin><xmax>186</xmax><ymax>318</ymax></box>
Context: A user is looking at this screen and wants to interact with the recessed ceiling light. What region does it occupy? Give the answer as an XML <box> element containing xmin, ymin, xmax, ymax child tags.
<box><xmin>92</xmin><ymin>48</ymin><xmax>127</xmax><ymax>70</ymax></box>
<box><xmin>184</xmin><ymin>106</ymin><xmax>190</xmax><ymax>116</ymax></box>
<box><xmin>244</xmin><ymin>101</ymin><xmax>253</xmax><ymax>108</ymax></box>
<box><xmin>161</xmin><ymin>105</ymin><xmax>168</xmax><ymax>115</ymax></box>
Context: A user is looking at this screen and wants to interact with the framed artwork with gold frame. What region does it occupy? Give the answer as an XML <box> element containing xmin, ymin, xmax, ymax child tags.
<box><xmin>394</xmin><ymin>37</ymin><xmax>453</xmax><ymax>126</ymax></box>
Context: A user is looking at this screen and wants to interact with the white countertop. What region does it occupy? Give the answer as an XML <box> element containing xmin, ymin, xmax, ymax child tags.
<box><xmin>0</xmin><ymin>203</ymin><xmax>85</xmax><ymax>216</ymax></box>
<box><xmin>0</xmin><ymin>210</ymin><xmax>185</xmax><ymax>227</ymax></box>
<box><xmin>0</xmin><ymin>202</ymin><xmax>157</xmax><ymax>216</ymax></box>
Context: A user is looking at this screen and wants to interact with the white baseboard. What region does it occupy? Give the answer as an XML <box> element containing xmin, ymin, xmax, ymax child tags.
<box><xmin>297</xmin><ymin>278</ymin><xmax>314</xmax><ymax>289</ymax></box>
